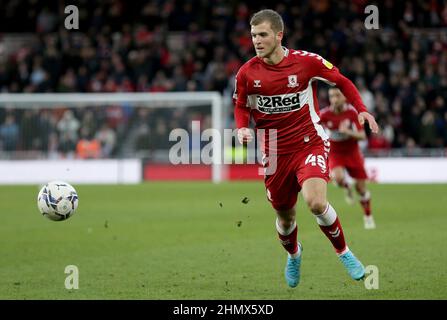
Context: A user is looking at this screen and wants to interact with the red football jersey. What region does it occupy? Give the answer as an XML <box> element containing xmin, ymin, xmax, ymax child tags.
<box><xmin>319</xmin><ymin>104</ymin><xmax>363</xmax><ymax>154</ymax></box>
<box><xmin>233</xmin><ymin>48</ymin><xmax>367</xmax><ymax>155</ymax></box>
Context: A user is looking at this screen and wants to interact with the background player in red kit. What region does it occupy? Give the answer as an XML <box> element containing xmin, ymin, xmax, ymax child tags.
<box><xmin>233</xmin><ymin>9</ymin><xmax>379</xmax><ymax>287</ymax></box>
<box><xmin>320</xmin><ymin>87</ymin><xmax>376</xmax><ymax>229</ymax></box>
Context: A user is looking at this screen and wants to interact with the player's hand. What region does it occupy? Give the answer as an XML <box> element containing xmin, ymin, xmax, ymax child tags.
<box><xmin>358</xmin><ymin>112</ymin><xmax>379</xmax><ymax>134</ymax></box>
<box><xmin>237</xmin><ymin>127</ymin><xmax>254</xmax><ymax>144</ymax></box>
<box><xmin>338</xmin><ymin>119</ymin><xmax>350</xmax><ymax>133</ymax></box>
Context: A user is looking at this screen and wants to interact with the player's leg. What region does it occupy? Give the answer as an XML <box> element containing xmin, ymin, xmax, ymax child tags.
<box><xmin>275</xmin><ymin>206</ymin><xmax>299</xmax><ymax>257</ymax></box>
<box><xmin>265</xmin><ymin>161</ymin><xmax>300</xmax><ymax>258</ymax></box>
<box><xmin>275</xmin><ymin>206</ymin><xmax>303</xmax><ymax>287</ymax></box>
<box><xmin>301</xmin><ymin>178</ymin><xmax>365</xmax><ymax>280</ymax></box>
<box><xmin>355</xmin><ymin>179</ymin><xmax>370</xmax><ymax>215</ymax></box>
<box><xmin>354</xmin><ymin>179</ymin><xmax>375</xmax><ymax>229</ymax></box>
<box><xmin>301</xmin><ymin>178</ymin><xmax>347</xmax><ymax>254</ymax></box>
<box><xmin>346</xmin><ymin>156</ymin><xmax>375</xmax><ymax>229</ymax></box>
<box><xmin>273</xmin><ymin>205</ymin><xmax>303</xmax><ymax>288</ymax></box>
<box><xmin>264</xmin><ymin>154</ymin><xmax>302</xmax><ymax>287</ymax></box>
<box><xmin>331</xmin><ymin>166</ymin><xmax>354</xmax><ymax>205</ymax></box>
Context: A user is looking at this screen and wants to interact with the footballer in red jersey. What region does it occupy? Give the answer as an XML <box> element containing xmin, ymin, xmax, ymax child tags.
<box><xmin>319</xmin><ymin>87</ymin><xmax>375</xmax><ymax>230</ymax></box>
<box><xmin>233</xmin><ymin>9</ymin><xmax>379</xmax><ymax>287</ymax></box>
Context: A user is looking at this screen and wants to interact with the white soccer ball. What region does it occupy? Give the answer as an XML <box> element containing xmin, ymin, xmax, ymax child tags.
<box><xmin>37</xmin><ymin>181</ymin><xmax>79</xmax><ymax>221</ymax></box>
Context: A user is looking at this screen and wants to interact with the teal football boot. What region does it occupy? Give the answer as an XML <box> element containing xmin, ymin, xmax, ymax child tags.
<box><xmin>338</xmin><ymin>250</ymin><xmax>365</xmax><ymax>280</ymax></box>
<box><xmin>285</xmin><ymin>242</ymin><xmax>303</xmax><ymax>288</ymax></box>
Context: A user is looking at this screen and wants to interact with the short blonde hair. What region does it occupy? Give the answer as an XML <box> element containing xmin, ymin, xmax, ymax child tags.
<box><xmin>250</xmin><ymin>9</ymin><xmax>284</xmax><ymax>33</ymax></box>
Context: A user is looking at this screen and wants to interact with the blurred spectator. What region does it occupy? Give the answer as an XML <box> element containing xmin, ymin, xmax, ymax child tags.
<box><xmin>0</xmin><ymin>115</ymin><xmax>19</xmax><ymax>151</ymax></box>
<box><xmin>419</xmin><ymin>110</ymin><xmax>439</xmax><ymax>148</ymax></box>
<box><xmin>76</xmin><ymin>127</ymin><xmax>101</xmax><ymax>159</ymax></box>
<box><xmin>20</xmin><ymin>110</ymin><xmax>40</xmax><ymax>150</ymax></box>
<box><xmin>29</xmin><ymin>58</ymin><xmax>50</xmax><ymax>91</ymax></box>
<box><xmin>47</xmin><ymin>132</ymin><xmax>60</xmax><ymax>159</ymax></box>
<box><xmin>57</xmin><ymin>110</ymin><xmax>80</xmax><ymax>142</ymax></box>
<box><xmin>356</xmin><ymin>78</ymin><xmax>375</xmax><ymax>113</ymax></box>
<box><xmin>58</xmin><ymin>131</ymin><xmax>77</xmax><ymax>158</ymax></box>
<box><xmin>37</xmin><ymin>110</ymin><xmax>57</xmax><ymax>152</ymax></box>
<box><xmin>36</xmin><ymin>7</ymin><xmax>57</xmax><ymax>33</ymax></box>
<box><xmin>95</xmin><ymin>123</ymin><xmax>117</xmax><ymax>157</ymax></box>
<box><xmin>149</xmin><ymin>119</ymin><xmax>168</xmax><ymax>150</ymax></box>
<box><xmin>80</xmin><ymin>110</ymin><xmax>97</xmax><ymax>137</ymax></box>
<box><xmin>135</xmin><ymin>123</ymin><xmax>151</xmax><ymax>151</ymax></box>
<box><xmin>382</xmin><ymin>116</ymin><xmax>396</xmax><ymax>147</ymax></box>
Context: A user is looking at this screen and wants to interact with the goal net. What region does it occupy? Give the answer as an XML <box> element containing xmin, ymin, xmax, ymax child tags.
<box><xmin>0</xmin><ymin>92</ymin><xmax>228</xmax><ymax>184</ymax></box>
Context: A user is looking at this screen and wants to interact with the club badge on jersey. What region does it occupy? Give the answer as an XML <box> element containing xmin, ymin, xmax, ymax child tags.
<box><xmin>287</xmin><ymin>75</ymin><xmax>298</xmax><ymax>88</ymax></box>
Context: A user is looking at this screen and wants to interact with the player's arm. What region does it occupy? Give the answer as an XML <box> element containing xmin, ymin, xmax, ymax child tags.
<box><xmin>303</xmin><ymin>52</ymin><xmax>379</xmax><ymax>133</ymax></box>
<box><xmin>233</xmin><ymin>69</ymin><xmax>253</xmax><ymax>143</ymax></box>
<box><xmin>318</xmin><ymin>108</ymin><xmax>327</xmax><ymax>123</ymax></box>
<box><xmin>338</xmin><ymin>119</ymin><xmax>366</xmax><ymax>140</ymax></box>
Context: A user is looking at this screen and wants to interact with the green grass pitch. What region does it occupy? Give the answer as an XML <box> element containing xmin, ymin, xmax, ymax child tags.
<box><xmin>0</xmin><ymin>182</ymin><xmax>446</xmax><ymax>299</ymax></box>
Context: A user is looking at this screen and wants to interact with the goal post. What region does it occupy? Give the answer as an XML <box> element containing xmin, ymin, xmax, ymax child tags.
<box><xmin>0</xmin><ymin>92</ymin><xmax>225</xmax><ymax>183</ymax></box>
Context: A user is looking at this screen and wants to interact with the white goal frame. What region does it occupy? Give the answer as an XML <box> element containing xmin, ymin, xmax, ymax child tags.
<box><xmin>0</xmin><ymin>92</ymin><xmax>224</xmax><ymax>183</ymax></box>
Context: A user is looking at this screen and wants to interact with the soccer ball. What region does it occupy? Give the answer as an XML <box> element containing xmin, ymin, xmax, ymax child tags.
<box><xmin>37</xmin><ymin>181</ymin><xmax>79</xmax><ymax>221</ymax></box>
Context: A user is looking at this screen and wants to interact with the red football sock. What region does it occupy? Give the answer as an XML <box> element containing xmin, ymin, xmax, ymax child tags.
<box><xmin>316</xmin><ymin>204</ymin><xmax>348</xmax><ymax>254</ymax></box>
<box><xmin>276</xmin><ymin>219</ymin><xmax>299</xmax><ymax>255</ymax></box>
<box><xmin>359</xmin><ymin>192</ymin><xmax>372</xmax><ymax>216</ymax></box>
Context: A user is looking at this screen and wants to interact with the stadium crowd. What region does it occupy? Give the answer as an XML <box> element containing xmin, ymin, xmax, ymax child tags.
<box><xmin>0</xmin><ymin>0</ymin><xmax>446</xmax><ymax>158</ymax></box>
